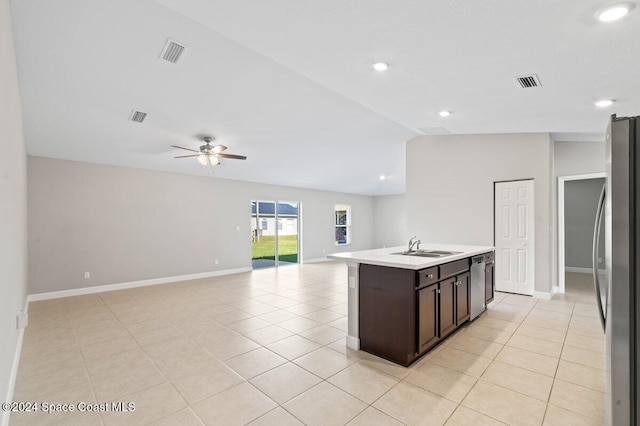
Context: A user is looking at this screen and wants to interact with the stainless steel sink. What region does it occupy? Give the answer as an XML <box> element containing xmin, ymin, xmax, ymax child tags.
<box><xmin>426</xmin><ymin>250</ymin><xmax>461</xmax><ymax>255</ymax></box>
<box><xmin>391</xmin><ymin>249</ymin><xmax>462</xmax><ymax>258</ymax></box>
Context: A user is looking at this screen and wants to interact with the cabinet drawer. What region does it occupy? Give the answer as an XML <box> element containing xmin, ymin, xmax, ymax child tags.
<box><xmin>417</xmin><ymin>267</ymin><xmax>438</xmax><ymax>286</ymax></box>
<box><xmin>439</xmin><ymin>258</ymin><xmax>470</xmax><ymax>279</ymax></box>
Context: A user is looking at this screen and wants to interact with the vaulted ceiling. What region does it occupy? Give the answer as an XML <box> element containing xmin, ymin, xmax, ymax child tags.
<box><xmin>11</xmin><ymin>0</ymin><xmax>640</xmax><ymax>195</ymax></box>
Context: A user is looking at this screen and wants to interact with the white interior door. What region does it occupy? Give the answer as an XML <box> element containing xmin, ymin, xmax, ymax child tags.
<box><xmin>495</xmin><ymin>180</ymin><xmax>535</xmax><ymax>295</ymax></box>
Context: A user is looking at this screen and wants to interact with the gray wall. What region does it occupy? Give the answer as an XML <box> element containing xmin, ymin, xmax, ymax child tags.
<box><xmin>554</xmin><ymin>141</ymin><xmax>605</xmax><ymax>176</ymax></box>
<box><xmin>372</xmin><ymin>194</ymin><xmax>406</xmax><ymax>248</ymax></box>
<box><xmin>406</xmin><ymin>133</ymin><xmax>553</xmax><ymax>293</ymax></box>
<box><xmin>564</xmin><ymin>178</ymin><xmax>605</xmax><ymax>269</ymax></box>
<box><xmin>551</xmin><ymin>140</ymin><xmax>605</xmax><ymax>286</ymax></box>
<box><xmin>0</xmin><ymin>0</ymin><xmax>28</xmax><ymax>416</ymax></box>
<box><xmin>28</xmin><ymin>157</ymin><xmax>375</xmax><ymax>294</ymax></box>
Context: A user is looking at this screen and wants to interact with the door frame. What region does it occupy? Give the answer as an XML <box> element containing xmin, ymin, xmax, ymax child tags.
<box><xmin>251</xmin><ymin>199</ymin><xmax>301</xmax><ymax>268</ymax></box>
<box><xmin>493</xmin><ymin>178</ymin><xmax>535</xmax><ymax>296</ymax></box>
<box><xmin>557</xmin><ymin>172</ymin><xmax>606</xmax><ymax>293</ymax></box>
<box><xmin>276</xmin><ymin>199</ymin><xmax>301</xmax><ymax>266</ymax></box>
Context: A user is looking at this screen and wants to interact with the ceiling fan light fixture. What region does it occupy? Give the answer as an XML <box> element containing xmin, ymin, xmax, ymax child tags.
<box><xmin>212</xmin><ymin>144</ymin><xmax>227</xmax><ymax>154</ymax></box>
<box><xmin>171</xmin><ymin>136</ymin><xmax>245</xmax><ymax>166</ymax></box>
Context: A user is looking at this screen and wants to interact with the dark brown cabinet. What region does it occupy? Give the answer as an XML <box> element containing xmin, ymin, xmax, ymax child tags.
<box><xmin>359</xmin><ymin>265</ymin><xmax>416</xmax><ymax>366</ymax></box>
<box><xmin>417</xmin><ymin>283</ymin><xmax>439</xmax><ymax>353</ymax></box>
<box><xmin>439</xmin><ymin>277</ymin><xmax>457</xmax><ymax>338</ymax></box>
<box><xmin>441</xmin><ymin>272</ymin><xmax>470</xmax><ymax>339</ymax></box>
<box><xmin>358</xmin><ymin>255</ymin><xmax>481</xmax><ymax>366</ymax></box>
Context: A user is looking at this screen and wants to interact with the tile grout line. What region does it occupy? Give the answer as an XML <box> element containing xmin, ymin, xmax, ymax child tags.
<box><xmin>65</xmin><ymin>296</ymin><xmax>106</xmax><ymax>426</ymax></box>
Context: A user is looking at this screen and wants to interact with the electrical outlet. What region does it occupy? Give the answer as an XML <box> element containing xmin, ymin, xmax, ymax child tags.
<box><xmin>322</xmin><ymin>249</ymin><xmax>326</xmax><ymax>254</ymax></box>
<box><xmin>236</xmin><ymin>225</ymin><xmax>240</xmax><ymax>231</ymax></box>
<box><xmin>348</xmin><ymin>277</ymin><xmax>355</xmax><ymax>288</ymax></box>
<box><xmin>84</xmin><ymin>272</ymin><xmax>90</xmax><ymax>279</ymax></box>
<box><xmin>215</xmin><ymin>259</ymin><xmax>219</xmax><ymax>265</ymax></box>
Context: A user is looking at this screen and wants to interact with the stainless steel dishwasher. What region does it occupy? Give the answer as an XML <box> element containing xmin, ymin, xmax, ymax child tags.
<box><xmin>470</xmin><ymin>254</ymin><xmax>487</xmax><ymax>320</ymax></box>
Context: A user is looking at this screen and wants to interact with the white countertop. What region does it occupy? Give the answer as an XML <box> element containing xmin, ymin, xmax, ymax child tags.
<box><xmin>327</xmin><ymin>243</ymin><xmax>494</xmax><ymax>270</ymax></box>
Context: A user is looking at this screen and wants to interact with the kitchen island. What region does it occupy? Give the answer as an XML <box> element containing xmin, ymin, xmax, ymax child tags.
<box><xmin>328</xmin><ymin>243</ymin><xmax>494</xmax><ymax>366</ymax></box>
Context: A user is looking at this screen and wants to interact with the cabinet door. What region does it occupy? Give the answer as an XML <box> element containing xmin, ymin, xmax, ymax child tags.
<box><xmin>359</xmin><ymin>264</ymin><xmax>417</xmax><ymax>366</ymax></box>
<box><xmin>439</xmin><ymin>277</ymin><xmax>456</xmax><ymax>337</ymax></box>
<box><xmin>485</xmin><ymin>263</ymin><xmax>495</xmax><ymax>304</ymax></box>
<box><xmin>417</xmin><ymin>283</ymin><xmax>439</xmax><ymax>353</ymax></box>
<box><xmin>455</xmin><ymin>272</ymin><xmax>470</xmax><ymax>324</ymax></box>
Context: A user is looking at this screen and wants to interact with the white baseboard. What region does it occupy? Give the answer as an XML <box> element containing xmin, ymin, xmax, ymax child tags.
<box><xmin>302</xmin><ymin>257</ymin><xmax>330</xmax><ymax>264</ymax></box>
<box><xmin>564</xmin><ymin>266</ymin><xmax>591</xmax><ymax>274</ymax></box>
<box><xmin>346</xmin><ymin>335</ymin><xmax>360</xmax><ymax>350</ymax></box>
<box><xmin>553</xmin><ymin>285</ymin><xmax>561</xmax><ymax>294</ymax></box>
<box><xmin>2</xmin><ymin>300</ymin><xmax>28</xmax><ymax>426</ymax></box>
<box><xmin>27</xmin><ymin>267</ymin><xmax>252</xmax><ymax>302</ymax></box>
<box><xmin>533</xmin><ymin>290</ymin><xmax>553</xmax><ymax>300</ymax></box>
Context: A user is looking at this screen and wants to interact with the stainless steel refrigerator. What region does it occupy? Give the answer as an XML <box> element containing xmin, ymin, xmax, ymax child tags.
<box><xmin>593</xmin><ymin>114</ymin><xmax>638</xmax><ymax>425</ymax></box>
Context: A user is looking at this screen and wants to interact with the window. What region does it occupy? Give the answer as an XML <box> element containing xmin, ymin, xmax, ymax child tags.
<box><xmin>277</xmin><ymin>220</ymin><xmax>283</xmax><ymax>231</ymax></box>
<box><xmin>335</xmin><ymin>204</ymin><xmax>351</xmax><ymax>245</ymax></box>
<box><xmin>261</xmin><ymin>219</ymin><xmax>268</xmax><ymax>230</ymax></box>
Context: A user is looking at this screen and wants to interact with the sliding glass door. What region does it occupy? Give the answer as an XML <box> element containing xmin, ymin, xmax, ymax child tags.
<box><xmin>251</xmin><ymin>200</ymin><xmax>299</xmax><ymax>269</ymax></box>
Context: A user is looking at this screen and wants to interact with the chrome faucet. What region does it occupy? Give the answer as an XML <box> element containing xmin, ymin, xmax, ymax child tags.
<box><xmin>408</xmin><ymin>236</ymin><xmax>421</xmax><ymax>252</ymax></box>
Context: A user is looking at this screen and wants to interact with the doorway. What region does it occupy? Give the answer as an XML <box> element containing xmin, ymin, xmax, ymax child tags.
<box><xmin>557</xmin><ymin>173</ymin><xmax>606</xmax><ymax>294</ymax></box>
<box><xmin>251</xmin><ymin>200</ymin><xmax>300</xmax><ymax>269</ymax></box>
<box><xmin>494</xmin><ymin>179</ymin><xmax>535</xmax><ymax>295</ymax></box>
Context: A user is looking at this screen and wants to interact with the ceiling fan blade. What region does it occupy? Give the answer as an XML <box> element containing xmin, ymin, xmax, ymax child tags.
<box><xmin>171</xmin><ymin>145</ymin><xmax>199</xmax><ymax>153</ymax></box>
<box><xmin>174</xmin><ymin>154</ymin><xmax>199</xmax><ymax>158</ymax></box>
<box><xmin>212</xmin><ymin>145</ymin><xmax>227</xmax><ymax>154</ymax></box>
<box><xmin>217</xmin><ymin>153</ymin><xmax>247</xmax><ymax>160</ymax></box>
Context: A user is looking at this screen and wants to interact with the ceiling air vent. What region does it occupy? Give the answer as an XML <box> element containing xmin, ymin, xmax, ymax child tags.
<box><xmin>160</xmin><ymin>39</ymin><xmax>186</xmax><ymax>64</ymax></box>
<box><xmin>515</xmin><ymin>74</ymin><xmax>541</xmax><ymax>88</ymax></box>
<box><xmin>418</xmin><ymin>127</ymin><xmax>450</xmax><ymax>135</ymax></box>
<box><xmin>129</xmin><ymin>110</ymin><xmax>147</xmax><ymax>123</ymax></box>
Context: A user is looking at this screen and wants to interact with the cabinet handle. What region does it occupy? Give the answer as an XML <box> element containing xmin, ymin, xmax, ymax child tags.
<box><xmin>436</xmin><ymin>289</ymin><xmax>441</xmax><ymax>294</ymax></box>
<box><xmin>427</xmin><ymin>274</ymin><xmax>433</xmax><ymax>278</ymax></box>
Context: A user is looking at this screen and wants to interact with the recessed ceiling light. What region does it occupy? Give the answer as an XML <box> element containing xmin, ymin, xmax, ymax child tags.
<box><xmin>596</xmin><ymin>2</ymin><xmax>634</xmax><ymax>22</ymax></box>
<box><xmin>595</xmin><ymin>99</ymin><xmax>615</xmax><ymax>107</ymax></box>
<box><xmin>439</xmin><ymin>110</ymin><xmax>451</xmax><ymax>117</ymax></box>
<box><xmin>372</xmin><ymin>62</ymin><xmax>389</xmax><ymax>71</ymax></box>
<box><xmin>379</xmin><ymin>174</ymin><xmax>386</xmax><ymax>181</ymax></box>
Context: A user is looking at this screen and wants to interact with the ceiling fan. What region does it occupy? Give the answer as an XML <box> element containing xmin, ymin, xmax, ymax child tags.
<box><xmin>171</xmin><ymin>136</ymin><xmax>247</xmax><ymax>166</ymax></box>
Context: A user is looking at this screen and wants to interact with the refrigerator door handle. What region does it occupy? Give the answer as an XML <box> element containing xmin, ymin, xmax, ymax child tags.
<box><xmin>592</xmin><ymin>183</ymin><xmax>607</xmax><ymax>332</ymax></box>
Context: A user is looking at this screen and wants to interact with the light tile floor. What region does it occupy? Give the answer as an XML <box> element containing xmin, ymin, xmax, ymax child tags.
<box><xmin>10</xmin><ymin>265</ymin><xmax>605</xmax><ymax>425</ymax></box>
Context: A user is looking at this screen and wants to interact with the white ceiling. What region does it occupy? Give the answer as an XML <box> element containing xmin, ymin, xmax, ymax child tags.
<box><xmin>11</xmin><ymin>0</ymin><xmax>640</xmax><ymax>195</ymax></box>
